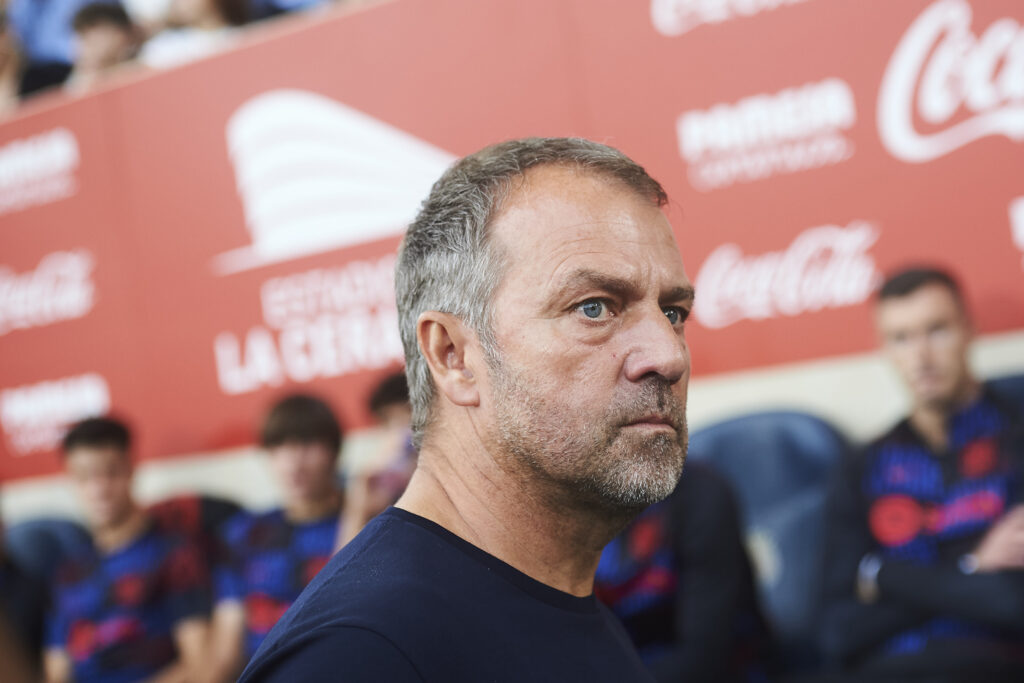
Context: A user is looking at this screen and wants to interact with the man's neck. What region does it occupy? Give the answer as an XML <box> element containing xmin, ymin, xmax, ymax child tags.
<box><xmin>92</xmin><ymin>505</ymin><xmax>149</xmax><ymax>554</ymax></box>
<box><xmin>396</xmin><ymin>437</ymin><xmax>632</xmax><ymax>598</ymax></box>
<box><xmin>284</xmin><ymin>490</ymin><xmax>342</xmax><ymax>523</ymax></box>
<box><xmin>909</xmin><ymin>379</ymin><xmax>981</xmax><ymax>452</ymax></box>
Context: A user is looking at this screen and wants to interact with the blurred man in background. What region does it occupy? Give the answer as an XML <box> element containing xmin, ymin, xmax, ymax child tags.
<box><xmin>337</xmin><ymin>370</ymin><xmax>416</xmax><ymax>548</ymax></box>
<box><xmin>65</xmin><ymin>2</ymin><xmax>138</xmax><ymax>92</ymax></box>
<box><xmin>45</xmin><ymin>416</ymin><xmax>210</xmax><ymax>683</ymax></box>
<box><xmin>595</xmin><ymin>461</ymin><xmax>773</xmax><ymax>682</ymax></box>
<box><xmin>240</xmin><ymin>137</ymin><xmax>692</xmax><ymax>682</ymax></box>
<box><xmin>207</xmin><ymin>393</ymin><xmax>343</xmax><ymax>681</ymax></box>
<box><xmin>821</xmin><ymin>267</ymin><xmax>1024</xmax><ymax>681</ymax></box>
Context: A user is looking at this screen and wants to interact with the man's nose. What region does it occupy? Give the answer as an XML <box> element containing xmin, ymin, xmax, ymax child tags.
<box><xmin>622</xmin><ymin>308</ymin><xmax>689</xmax><ymax>384</ymax></box>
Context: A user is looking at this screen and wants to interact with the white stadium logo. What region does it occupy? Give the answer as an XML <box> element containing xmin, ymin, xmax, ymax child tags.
<box><xmin>878</xmin><ymin>0</ymin><xmax>1024</xmax><ymax>163</ymax></box>
<box><xmin>213</xmin><ymin>89</ymin><xmax>455</xmax><ymax>275</ymax></box>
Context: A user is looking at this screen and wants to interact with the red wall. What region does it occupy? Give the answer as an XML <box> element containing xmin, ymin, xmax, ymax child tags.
<box><xmin>2</xmin><ymin>0</ymin><xmax>1022</xmax><ymax>480</ymax></box>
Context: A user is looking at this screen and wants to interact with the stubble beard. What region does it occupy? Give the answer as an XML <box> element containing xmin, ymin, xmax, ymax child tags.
<box><xmin>488</xmin><ymin>354</ymin><xmax>688</xmax><ymax>514</ymax></box>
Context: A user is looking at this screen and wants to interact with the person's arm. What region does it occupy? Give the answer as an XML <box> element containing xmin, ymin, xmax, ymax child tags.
<box><xmin>43</xmin><ymin>647</ymin><xmax>72</xmax><ymax>683</ymax></box>
<box><xmin>239</xmin><ymin>626</ymin><xmax>423</xmax><ymax>682</ymax></box>
<box><xmin>204</xmin><ymin>601</ymin><xmax>246</xmax><ymax>683</ymax></box>
<box><xmin>142</xmin><ymin>617</ymin><xmax>209</xmax><ymax>683</ymax></box>
<box><xmin>867</xmin><ymin>507</ymin><xmax>1024</xmax><ymax>630</ymax></box>
<box><xmin>0</xmin><ymin>607</ymin><xmax>37</xmax><ymax>683</ymax></box>
<box><xmin>818</xmin><ymin>451</ymin><xmax>929</xmax><ymax>665</ymax></box>
<box><xmin>647</xmin><ymin>466</ymin><xmax>755</xmax><ymax>682</ymax></box>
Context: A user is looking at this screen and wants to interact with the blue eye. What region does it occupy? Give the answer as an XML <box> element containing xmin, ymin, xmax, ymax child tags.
<box><xmin>663</xmin><ymin>306</ymin><xmax>688</xmax><ymax>326</ymax></box>
<box><xmin>579</xmin><ymin>300</ymin><xmax>607</xmax><ymax>319</ymax></box>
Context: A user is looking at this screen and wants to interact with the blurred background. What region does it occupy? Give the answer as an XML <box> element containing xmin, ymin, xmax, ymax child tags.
<box><xmin>2</xmin><ymin>0</ymin><xmax>1021</xmax><ymax>519</ymax></box>
<box><xmin>1</xmin><ymin>1</ymin><xmax>1023</xmax><ymax>676</ymax></box>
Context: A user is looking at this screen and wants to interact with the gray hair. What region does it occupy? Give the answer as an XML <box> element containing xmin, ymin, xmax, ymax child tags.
<box><xmin>395</xmin><ymin>137</ymin><xmax>668</xmax><ymax>448</ymax></box>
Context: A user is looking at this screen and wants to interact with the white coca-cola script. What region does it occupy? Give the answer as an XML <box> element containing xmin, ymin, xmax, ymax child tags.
<box><xmin>694</xmin><ymin>221</ymin><xmax>880</xmax><ymax>329</ymax></box>
<box><xmin>878</xmin><ymin>0</ymin><xmax>1024</xmax><ymax>163</ymax></box>
<box><xmin>0</xmin><ymin>250</ymin><xmax>95</xmax><ymax>337</ymax></box>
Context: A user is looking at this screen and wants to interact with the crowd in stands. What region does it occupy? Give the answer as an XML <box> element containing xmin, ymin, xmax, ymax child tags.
<box><xmin>0</xmin><ymin>0</ymin><xmax>373</xmax><ymax>112</ymax></box>
<box><xmin>1</xmin><ymin>265</ymin><xmax>1024</xmax><ymax>682</ymax></box>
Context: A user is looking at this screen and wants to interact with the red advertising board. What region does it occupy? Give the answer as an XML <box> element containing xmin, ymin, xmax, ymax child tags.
<box><xmin>2</xmin><ymin>0</ymin><xmax>1022</xmax><ymax>481</ymax></box>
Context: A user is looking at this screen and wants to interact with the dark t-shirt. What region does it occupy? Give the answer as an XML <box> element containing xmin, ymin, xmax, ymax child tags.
<box><xmin>240</xmin><ymin>507</ymin><xmax>654</xmax><ymax>682</ymax></box>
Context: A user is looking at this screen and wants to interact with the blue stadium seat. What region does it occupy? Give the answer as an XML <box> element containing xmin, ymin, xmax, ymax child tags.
<box><xmin>687</xmin><ymin>411</ymin><xmax>850</xmax><ymax>667</ymax></box>
<box><xmin>988</xmin><ymin>372</ymin><xmax>1024</xmax><ymax>409</ymax></box>
<box><xmin>4</xmin><ymin>517</ymin><xmax>92</xmax><ymax>579</ymax></box>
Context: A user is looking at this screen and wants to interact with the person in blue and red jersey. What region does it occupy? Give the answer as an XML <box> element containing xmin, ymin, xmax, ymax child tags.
<box><xmin>821</xmin><ymin>266</ymin><xmax>1024</xmax><ymax>682</ymax></box>
<box><xmin>207</xmin><ymin>394</ymin><xmax>343</xmax><ymax>682</ymax></box>
<box><xmin>43</xmin><ymin>417</ymin><xmax>210</xmax><ymax>683</ymax></box>
<box><xmin>595</xmin><ymin>462</ymin><xmax>772</xmax><ymax>682</ymax></box>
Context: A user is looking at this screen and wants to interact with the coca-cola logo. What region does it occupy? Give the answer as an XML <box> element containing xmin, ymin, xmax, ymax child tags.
<box><xmin>0</xmin><ymin>250</ymin><xmax>95</xmax><ymax>337</ymax></box>
<box><xmin>694</xmin><ymin>221</ymin><xmax>879</xmax><ymax>329</ymax></box>
<box><xmin>651</xmin><ymin>0</ymin><xmax>810</xmax><ymax>37</ymax></box>
<box><xmin>878</xmin><ymin>0</ymin><xmax>1024</xmax><ymax>163</ymax></box>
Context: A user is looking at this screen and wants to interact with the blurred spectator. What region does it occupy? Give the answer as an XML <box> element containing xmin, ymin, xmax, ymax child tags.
<box><xmin>44</xmin><ymin>416</ymin><xmax>211</xmax><ymax>683</ymax></box>
<box><xmin>820</xmin><ymin>267</ymin><xmax>1024</xmax><ymax>681</ymax></box>
<box><xmin>65</xmin><ymin>2</ymin><xmax>138</xmax><ymax>92</ymax></box>
<box><xmin>595</xmin><ymin>462</ymin><xmax>773</xmax><ymax>682</ymax></box>
<box><xmin>7</xmin><ymin>0</ymin><xmax>103</xmax><ymax>94</ymax></box>
<box><xmin>337</xmin><ymin>370</ymin><xmax>416</xmax><ymax>548</ymax></box>
<box><xmin>0</xmin><ymin>510</ymin><xmax>48</xmax><ymax>680</ymax></box>
<box><xmin>0</xmin><ymin>15</ymin><xmax>22</xmax><ymax>115</ymax></box>
<box><xmin>207</xmin><ymin>393</ymin><xmax>343</xmax><ymax>681</ymax></box>
<box><xmin>137</xmin><ymin>0</ymin><xmax>245</xmax><ymax>68</ymax></box>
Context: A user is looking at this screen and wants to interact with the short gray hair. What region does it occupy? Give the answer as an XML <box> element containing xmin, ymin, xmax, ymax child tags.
<box><xmin>395</xmin><ymin>137</ymin><xmax>668</xmax><ymax>447</ymax></box>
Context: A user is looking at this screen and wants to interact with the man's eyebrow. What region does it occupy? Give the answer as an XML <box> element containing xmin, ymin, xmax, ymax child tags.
<box><xmin>557</xmin><ymin>269</ymin><xmax>694</xmax><ymax>302</ymax></box>
<box><xmin>664</xmin><ymin>285</ymin><xmax>695</xmax><ymax>304</ymax></box>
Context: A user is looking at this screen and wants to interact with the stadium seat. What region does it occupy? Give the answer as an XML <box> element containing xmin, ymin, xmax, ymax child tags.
<box><xmin>4</xmin><ymin>517</ymin><xmax>92</xmax><ymax>579</ymax></box>
<box><xmin>687</xmin><ymin>411</ymin><xmax>851</xmax><ymax>668</ymax></box>
<box><xmin>988</xmin><ymin>372</ymin><xmax>1024</xmax><ymax>409</ymax></box>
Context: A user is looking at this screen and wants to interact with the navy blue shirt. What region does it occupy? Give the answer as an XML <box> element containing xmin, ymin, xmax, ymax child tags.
<box><xmin>240</xmin><ymin>507</ymin><xmax>653</xmax><ymax>682</ymax></box>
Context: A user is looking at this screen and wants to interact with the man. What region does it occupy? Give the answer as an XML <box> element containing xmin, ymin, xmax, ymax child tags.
<box><xmin>338</xmin><ymin>371</ymin><xmax>416</xmax><ymax>548</ymax></box>
<box><xmin>821</xmin><ymin>267</ymin><xmax>1024</xmax><ymax>681</ymax></box>
<box><xmin>595</xmin><ymin>462</ymin><xmax>772</xmax><ymax>682</ymax></box>
<box><xmin>207</xmin><ymin>394</ymin><xmax>344</xmax><ymax>681</ymax></box>
<box><xmin>45</xmin><ymin>417</ymin><xmax>209</xmax><ymax>683</ymax></box>
<box><xmin>65</xmin><ymin>3</ymin><xmax>139</xmax><ymax>93</ymax></box>
<box><xmin>239</xmin><ymin>137</ymin><xmax>693</xmax><ymax>682</ymax></box>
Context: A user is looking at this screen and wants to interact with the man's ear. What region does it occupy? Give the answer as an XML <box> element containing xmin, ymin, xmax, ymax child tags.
<box><xmin>417</xmin><ymin>311</ymin><xmax>481</xmax><ymax>408</ymax></box>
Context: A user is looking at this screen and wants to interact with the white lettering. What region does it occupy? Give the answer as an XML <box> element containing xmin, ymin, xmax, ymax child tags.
<box><xmin>0</xmin><ymin>250</ymin><xmax>95</xmax><ymax>336</ymax></box>
<box><xmin>0</xmin><ymin>373</ymin><xmax>109</xmax><ymax>455</ymax></box>
<box><xmin>677</xmin><ymin>78</ymin><xmax>856</xmax><ymax>191</ymax></box>
<box><xmin>651</xmin><ymin>0</ymin><xmax>809</xmax><ymax>37</ymax></box>
<box><xmin>878</xmin><ymin>0</ymin><xmax>1024</xmax><ymax>163</ymax></box>
<box><xmin>694</xmin><ymin>221</ymin><xmax>879</xmax><ymax>328</ymax></box>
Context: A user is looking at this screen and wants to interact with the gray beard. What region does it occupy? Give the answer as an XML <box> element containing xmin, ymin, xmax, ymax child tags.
<box><xmin>488</xmin><ymin>354</ymin><xmax>687</xmax><ymax>514</ymax></box>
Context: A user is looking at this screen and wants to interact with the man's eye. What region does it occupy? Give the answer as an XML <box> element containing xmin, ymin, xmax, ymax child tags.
<box><xmin>578</xmin><ymin>300</ymin><xmax>608</xmax><ymax>320</ymax></box>
<box><xmin>663</xmin><ymin>306</ymin><xmax>689</xmax><ymax>326</ymax></box>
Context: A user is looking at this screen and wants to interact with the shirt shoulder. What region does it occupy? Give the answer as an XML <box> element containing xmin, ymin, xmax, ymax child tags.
<box><xmin>241</xmin><ymin>625</ymin><xmax>423</xmax><ymax>682</ymax></box>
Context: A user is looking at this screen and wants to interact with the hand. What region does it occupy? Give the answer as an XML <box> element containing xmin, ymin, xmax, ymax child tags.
<box><xmin>973</xmin><ymin>505</ymin><xmax>1024</xmax><ymax>572</ymax></box>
